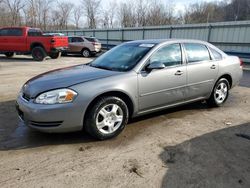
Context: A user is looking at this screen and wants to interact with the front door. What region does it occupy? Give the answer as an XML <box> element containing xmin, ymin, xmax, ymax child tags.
<box><xmin>138</xmin><ymin>43</ymin><xmax>187</xmax><ymax>112</ymax></box>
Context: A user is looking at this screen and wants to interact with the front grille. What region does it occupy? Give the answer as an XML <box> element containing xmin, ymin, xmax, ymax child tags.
<box><xmin>30</xmin><ymin>121</ymin><xmax>63</xmax><ymax>127</ymax></box>
<box><xmin>22</xmin><ymin>93</ymin><xmax>31</xmax><ymax>101</ymax></box>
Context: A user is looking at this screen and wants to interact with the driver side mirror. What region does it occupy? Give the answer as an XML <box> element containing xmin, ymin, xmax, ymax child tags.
<box><xmin>146</xmin><ymin>61</ymin><xmax>165</xmax><ymax>71</ymax></box>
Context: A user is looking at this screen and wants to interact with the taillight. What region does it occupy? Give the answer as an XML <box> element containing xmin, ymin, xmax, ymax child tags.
<box><xmin>92</xmin><ymin>42</ymin><xmax>97</xmax><ymax>46</ymax></box>
<box><xmin>239</xmin><ymin>58</ymin><xmax>243</xmax><ymax>68</ymax></box>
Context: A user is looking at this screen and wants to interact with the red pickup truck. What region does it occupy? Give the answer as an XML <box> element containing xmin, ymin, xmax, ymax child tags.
<box><xmin>0</xmin><ymin>27</ymin><xmax>68</xmax><ymax>61</ymax></box>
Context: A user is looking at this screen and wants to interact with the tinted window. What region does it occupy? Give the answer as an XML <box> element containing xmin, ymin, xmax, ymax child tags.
<box><xmin>85</xmin><ymin>37</ymin><xmax>99</xmax><ymax>42</ymax></box>
<box><xmin>210</xmin><ymin>47</ymin><xmax>222</xmax><ymax>60</ymax></box>
<box><xmin>71</xmin><ymin>37</ymin><xmax>83</xmax><ymax>43</ymax></box>
<box><xmin>0</xmin><ymin>29</ymin><xmax>9</xmax><ymax>36</ymax></box>
<box><xmin>28</xmin><ymin>29</ymin><xmax>42</xmax><ymax>36</ymax></box>
<box><xmin>0</xmin><ymin>28</ymin><xmax>23</xmax><ymax>36</ymax></box>
<box><xmin>184</xmin><ymin>43</ymin><xmax>211</xmax><ymax>63</ymax></box>
<box><xmin>149</xmin><ymin>44</ymin><xmax>182</xmax><ymax>67</ymax></box>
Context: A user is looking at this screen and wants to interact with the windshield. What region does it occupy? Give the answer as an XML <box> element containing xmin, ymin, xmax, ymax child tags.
<box><xmin>90</xmin><ymin>43</ymin><xmax>154</xmax><ymax>72</ymax></box>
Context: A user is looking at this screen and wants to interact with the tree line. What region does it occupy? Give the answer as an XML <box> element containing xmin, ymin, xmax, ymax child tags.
<box><xmin>0</xmin><ymin>0</ymin><xmax>250</xmax><ymax>30</ymax></box>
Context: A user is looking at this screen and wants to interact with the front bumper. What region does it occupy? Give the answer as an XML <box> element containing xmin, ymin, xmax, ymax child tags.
<box><xmin>16</xmin><ymin>95</ymin><xmax>84</xmax><ymax>133</ymax></box>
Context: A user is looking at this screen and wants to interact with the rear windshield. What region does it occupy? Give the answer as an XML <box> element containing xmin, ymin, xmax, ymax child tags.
<box><xmin>28</xmin><ymin>29</ymin><xmax>42</xmax><ymax>36</ymax></box>
<box><xmin>85</xmin><ymin>37</ymin><xmax>99</xmax><ymax>42</ymax></box>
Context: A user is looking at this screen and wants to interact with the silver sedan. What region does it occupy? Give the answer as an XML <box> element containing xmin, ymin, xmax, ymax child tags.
<box><xmin>16</xmin><ymin>39</ymin><xmax>243</xmax><ymax>140</ymax></box>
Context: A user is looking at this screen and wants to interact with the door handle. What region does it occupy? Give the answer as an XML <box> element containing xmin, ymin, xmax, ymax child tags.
<box><xmin>175</xmin><ymin>70</ymin><xmax>184</xmax><ymax>76</ymax></box>
<box><xmin>210</xmin><ymin>64</ymin><xmax>216</xmax><ymax>69</ymax></box>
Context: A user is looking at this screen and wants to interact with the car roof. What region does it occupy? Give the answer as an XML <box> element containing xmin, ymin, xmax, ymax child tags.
<box><xmin>127</xmin><ymin>38</ymin><xmax>210</xmax><ymax>45</ymax></box>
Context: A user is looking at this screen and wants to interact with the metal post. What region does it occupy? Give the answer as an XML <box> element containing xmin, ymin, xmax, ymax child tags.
<box><xmin>107</xmin><ymin>29</ymin><xmax>109</xmax><ymax>50</ymax></box>
<box><xmin>169</xmin><ymin>27</ymin><xmax>173</xmax><ymax>38</ymax></box>
<box><xmin>207</xmin><ymin>24</ymin><xmax>212</xmax><ymax>42</ymax></box>
<box><xmin>142</xmin><ymin>27</ymin><xmax>145</xmax><ymax>40</ymax></box>
<box><xmin>121</xmin><ymin>28</ymin><xmax>124</xmax><ymax>43</ymax></box>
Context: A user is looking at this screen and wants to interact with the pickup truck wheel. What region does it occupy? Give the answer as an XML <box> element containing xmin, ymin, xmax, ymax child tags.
<box><xmin>81</xmin><ymin>49</ymin><xmax>90</xmax><ymax>57</ymax></box>
<box><xmin>49</xmin><ymin>52</ymin><xmax>61</xmax><ymax>59</ymax></box>
<box><xmin>207</xmin><ymin>78</ymin><xmax>230</xmax><ymax>107</ymax></box>
<box><xmin>32</xmin><ymin>47</ymin><xmax>46</xmax><ymax>61</ymax></box>
<box><xmin>85</xmin><ymin>96</ymin><xmax>129</xmax><ymax>140</ymax></box>
<box><xmin>5</xmin><ymin>52</ymin><xmax>14</xmax><ymax>58</ymax></box>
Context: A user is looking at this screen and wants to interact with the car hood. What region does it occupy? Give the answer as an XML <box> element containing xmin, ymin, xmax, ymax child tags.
<box><xmin>23</xmin><ymin>64</ymin><xmax>121</xmax><ymax>98</ymax></box>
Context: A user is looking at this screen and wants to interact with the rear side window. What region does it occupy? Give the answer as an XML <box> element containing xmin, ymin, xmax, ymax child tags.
<box><xmin>85</xmin><ymin>37</ymin><xmax>99</xmax><ymax>42</ymax></box>
<box><xmin>210</xmin><ymin>47</ymin><xmax>222</xmax><ymax>60</ymax></box>
<box><xmin>184</xmin><ymin>43</ymin><xmax>211</xmax><ymax>63</ymax></box>
<box><xmin>0</xmin><ymin>28</ymin><xmax>23</xmax><ymax>36</ymax></box>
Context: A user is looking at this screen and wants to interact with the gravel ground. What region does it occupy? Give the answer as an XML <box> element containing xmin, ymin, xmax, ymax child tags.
<box><xmin>0</xmin><ymin>55</ymin><xmax>249</xmax><ymax>188</ymax></box>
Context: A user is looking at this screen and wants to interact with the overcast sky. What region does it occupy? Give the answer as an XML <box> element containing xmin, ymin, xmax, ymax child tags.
<box><xmin>99</xmin><ymin>0</ymin><xmax>224</xmax><ymax>12</ymax></box>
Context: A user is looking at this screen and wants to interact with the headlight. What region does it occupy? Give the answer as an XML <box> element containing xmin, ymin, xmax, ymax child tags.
<box><xmin>35</xmin><ymin>89</ymin><xmax>77</xmax><ymax>104</ymax></box>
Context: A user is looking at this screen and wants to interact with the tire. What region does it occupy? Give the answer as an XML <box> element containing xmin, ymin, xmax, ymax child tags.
<box><xmin>207</xmin><ymin>78</ymin><xmax>230</xmax><ymax>107</ymax></box>
<box><xmin>81</xmin><ymin>48</ymin><xmax>91</xmax><ymax>57</ymax></box>
<box><xmin>5</xmin><ymin>52</ymin><xmax>14</xmax><ymax>58</ymax></box>
<box><xmin>85</xmin><ymin>96</ymin><xmax>129</xmax><ymax>140</ymax></box>
<box><xmin>31</xmin><ymin>46</ymin><xmax>46</xmax><ymax>61</ymax></box>
<box><xmin>49</xmin><ymin>52</ymin><xmax>61</xmax><ymax>59</ymax></box>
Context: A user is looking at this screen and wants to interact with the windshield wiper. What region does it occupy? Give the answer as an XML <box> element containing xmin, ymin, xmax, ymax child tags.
<box><xmin>89</xmin><ymin>64</ymin><xmax>115</xmax><ymax>71</ymax></box>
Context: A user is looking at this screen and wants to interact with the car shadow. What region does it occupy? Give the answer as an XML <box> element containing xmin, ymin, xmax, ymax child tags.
<box><xmin>0</xmin><ymin>96</ymin><xmax>236</xmax><ymax>151</ymax></box>
<box><xmin>0</xmin><ymin>99</ymin><xmax>213</xmax><ymax>151</ymax></box>
<box><xmin>159</xmin><ymin>122</ymin><xmax>250</xmax><ymax>188</ymax></box>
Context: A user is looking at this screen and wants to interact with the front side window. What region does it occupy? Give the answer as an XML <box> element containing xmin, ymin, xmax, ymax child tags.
<box><xmin>148</xmin><ymin>43</ymin><xmax>182</xmax><ymax>67</ymax></box>
<box><xmin>184</xmin><ymin>43</ymin><xmax>211</xmax><ymax>63</ymax></box>
<box><xmin>72</xmin><ymin>37</ymin><xmax>83</xmax><ymax>43</ymax></box>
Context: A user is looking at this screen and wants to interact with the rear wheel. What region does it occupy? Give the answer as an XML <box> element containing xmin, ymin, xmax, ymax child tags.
<box><xmin>85</xmin><ymin>96</ymin><xmax>129</xmax><ymax>140</ymax></box>
<box><xmin>5</xmin><ymin>52</ymin><xmax>14</xmax><ymax>58</ymax></box>
<box><xmin>207</xmin><ymin>78</ymin><xmax>230</xmax><ymax>107</ymax></box>
<box><xmin>81</xmin><ymin>49</ymin><xmax>91</xmax><ymax>57</ymax></box>
<box><xmin>31</xmin><ymin>46</ymin><xmax>46</xmax><ymax>61</ymax></box>
<box><xmin>49</xmin><ymin>52</ymin><xmax>61</xmax><ymax>59</ymax></box>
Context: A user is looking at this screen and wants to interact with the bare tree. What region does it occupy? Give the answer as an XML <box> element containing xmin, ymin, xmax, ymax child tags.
<box><xmin>73</xmin><ymin>6</ymin><xmax>82</xmax><ymax>29</ymax></box>
<box><xmin>4</xmin><ymin>0</ymin><xmax>25</xmax><ymax>26</ymax></box>
<box><xmin>100</xmin><ymin>0</ymin><xmax>117</xmax><ymax>28</ymax></box>
<box><xmin>81</xmin><ymin>0</ymin><xmax>101</xmax><ymax>29</ymax></box>
<box><xmin>55</xmin><ymin>1</ymin><xmax>73</xmax><ymax>29</ymax></box>
<box><xmin>119</xmin><ymin>2</ymin><xmax>136</xmax><ymax>27</ymax></box>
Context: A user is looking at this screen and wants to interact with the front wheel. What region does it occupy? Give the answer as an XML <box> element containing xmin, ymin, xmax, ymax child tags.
<box><xmin>207</xmin><ymin>78</ymin><xmax>230</xmax><ymax>107</ymax></box>
<box><xmin>85</xmin><ymin>96</ymin><xmax>129</xmax><ymax>140</ymax></box>
<box><xmin>5</xmin><ymin>52</ymin><xmax>14</xmax><ymax>58</ymax></box>
<box><xmin>49</xmin><ymin>52</ymin><xmax>61</xmax><ymax>59</ymax></box>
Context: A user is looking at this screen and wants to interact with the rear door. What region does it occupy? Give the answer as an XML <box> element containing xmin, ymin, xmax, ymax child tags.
<box><xmin>138</xmin><ymin>43</ymin><xmax>187</xmax><ymax>111</ymax></box>
<box><xmin>183</xmin><ymin>43</ymin><xmax>219</xmax><ymax>100</ymax></box>
<box><xmin>4</xmin><ymin>28</ymin><xmax>26</xmax><ymax>51</ymax></box>
<box><xmin>68</xmin><ymin>37</ymin><xmax>84</xmax><ymax>52</ymax></box>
